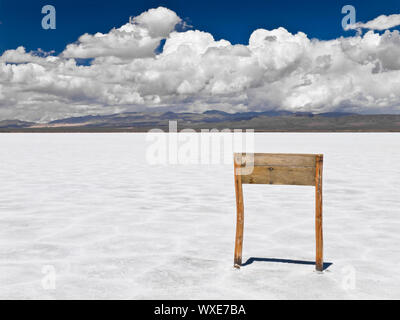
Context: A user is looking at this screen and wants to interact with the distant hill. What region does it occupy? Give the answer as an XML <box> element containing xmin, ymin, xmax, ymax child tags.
<box><xmin>0</xmin><ymin>110</ymin><xmax>399</xmax><ymax>132</ymax></box>
<box><xmin>0</xmin><ymin>120</ymin><xmax>35</xmax><ymax>129</ymax></box>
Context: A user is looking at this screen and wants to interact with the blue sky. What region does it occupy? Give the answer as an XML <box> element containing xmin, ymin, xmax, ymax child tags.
<box><xmin>1</xmin><ymin>0</ymin><xmax>399</xmax><ymax>54</ymax></box>
<box><xmin>1</xmin><ymin>1</ymin><xmax>400</xmax><ymax>120</ymax></box>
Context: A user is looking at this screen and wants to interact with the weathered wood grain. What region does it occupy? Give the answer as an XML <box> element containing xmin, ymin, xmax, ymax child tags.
<box><xmin>237</xmin><ymin>153</ymin><xmax>317</xmax><ymax>168</ymax></box>
<box><xmin>234</xmin><ymin>153</ymin><xmax>245</xmax><ymax>268</ymax></box>
<box><xmin>241</xmin><ymin>165</ymin><xmax>316</xmax><ymax>186</ymax></box>
<box><xmin>315</xmin><ymin>154</ymin><xmax>324</xmax><ymax>272</ymax></box>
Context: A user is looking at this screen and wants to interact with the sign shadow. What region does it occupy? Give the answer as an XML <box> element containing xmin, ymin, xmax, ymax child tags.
<box><xmin>241</xmin><ymin>257</ymin><xmax>332</xmax><ymax>271</ymax></box>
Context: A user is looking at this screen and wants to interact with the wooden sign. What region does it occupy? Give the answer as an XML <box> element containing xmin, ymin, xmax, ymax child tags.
<box><xmin>233</xmin><ymin>153</ymin><xmax>324</xmax><ymax>271</ymax></box>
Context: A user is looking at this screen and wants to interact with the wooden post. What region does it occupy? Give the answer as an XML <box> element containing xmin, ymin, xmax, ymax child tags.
<box><xmin>315</xmin><ymin>154</ymin><xmax>324</xmax><ymax>271</ymax></box>
<box><xmin>234</xmin><ymin>154</ymin><xmax>244</xmax><ymax>268</ymax></box>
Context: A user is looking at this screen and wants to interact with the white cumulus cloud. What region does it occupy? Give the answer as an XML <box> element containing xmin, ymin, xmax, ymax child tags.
<box><xmin>347</xmin><ymin>14</ymin><xmax>400</xmax><ymax>31</ymax></box>
<box><xmin>1</xmin><ymin>8</ymin><xmax>400</xmax><ymax>122</ymax></box>
<box><xmin>62</xmin><ymin>7</ymin><xmax>181</xmax><ymax>60</ymax></box>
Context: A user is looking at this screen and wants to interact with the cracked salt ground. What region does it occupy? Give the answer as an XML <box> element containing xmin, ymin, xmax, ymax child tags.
<box><xmin>0</xmin><ymin>133</ymin><xmax>399</xmax><ymax>299</ymax></box>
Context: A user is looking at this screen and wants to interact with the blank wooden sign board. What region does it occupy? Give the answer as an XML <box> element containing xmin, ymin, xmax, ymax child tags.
<box><xmin>233</xmin><ymin>153</ymin><xmax>324</xmax><ymax>271</ymax></box>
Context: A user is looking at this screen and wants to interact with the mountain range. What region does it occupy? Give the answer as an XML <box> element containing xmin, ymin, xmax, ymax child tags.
<box><xmin>0</xmin><ymin>110</ymin><xmax>399</xmax><ymax>132</ymax></box>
